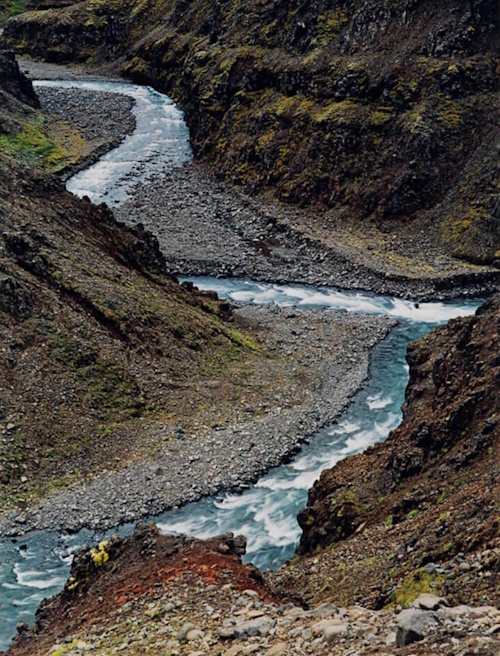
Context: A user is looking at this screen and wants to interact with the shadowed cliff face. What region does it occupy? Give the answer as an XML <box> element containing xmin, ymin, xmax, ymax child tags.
<box><xmin>275</xmin><ymin>294</ymin><xmax>499</xmax><ymax>608</ymax></box>
<box><xmin>2</xmin><ymin>0</ymin><xmax>499</xmax><ymax>265</ymax></box>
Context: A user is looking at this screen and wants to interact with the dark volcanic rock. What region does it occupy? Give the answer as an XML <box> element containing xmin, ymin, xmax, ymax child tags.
<box><xmin>0</xmin><ymin>50</ymin><xmax>39</xmax><ymax>108</ymax></box>
<box><xmin>269</xmin><ymin>294</ymin><xmax>499</xmax><ymax>609</ymax></box>
<box><xmin>2</xmin><ymin>0</ymin><xmax>499</xmax><ymax>264</ymax></box>
<box><xmin>298</xmin><ymin>295</ymin><xmax>500</xmax><ymax>557</ymax></box>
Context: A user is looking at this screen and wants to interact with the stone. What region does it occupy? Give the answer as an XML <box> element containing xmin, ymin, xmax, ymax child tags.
<box><xmin>324</xmin><ymin>624</ymin><xmax>348</xmax><ymax>641</ymax></box>
<box><xmin>410</xmin><ymin>593</ymin><xmax>448</xmax><ymax>611</ymax></box>
<box><xmin>311</xmin><ymin>602</ymin><xmax>338</xmax><ymax>618</ymax></box>
<box><xmin>311</xmin><ymin>618</ymin><xmax>344</xmax><ymax>636</ymax></box>
<box><xmin>233</xmin><ymin>617</ymin><xmax>276</xmax><ymax>638</ymax></box>
<box><xmin>176</xmin><ymin>623</ymin><xmax>198</xmax><ymax>641</ymax></box>
<box><xmin>486</xmin><ymin>624</ymin><xmax>500</xmax><ymax>635</ymax></box>
<box><xmin>266</xmin><ymin>644</ymin><xmax>289</xmax><ymax>655</ymax></box>
<box><xmin>223</xmin><ymin>646</ymin><xmax>245</xmax><ymax>656</ymax></box>
<box><xmin>186</xmin><ymin>628</ymin><xmax>204</xmax><ymax>641</ymax></box>
<box><xmin>396</xmin><ymin>609</ymin><xmax>440</xmax><ymax>646</ymax></box>
<box><xmin>219</xmin><ymin>625</ymin><xmax>236</xmax><ymax>639</ymax></box>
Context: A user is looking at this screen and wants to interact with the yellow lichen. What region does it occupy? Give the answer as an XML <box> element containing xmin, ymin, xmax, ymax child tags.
<box><xmin>90</xmin><ymin>540</ymin><xmax>110</xmax><ymax>567</ymax></box>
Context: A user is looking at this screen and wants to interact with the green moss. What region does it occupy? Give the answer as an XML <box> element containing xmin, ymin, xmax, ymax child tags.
<box><xmin>387</xmin><ymin>569</ymin><xmax>440</xmax><ymax>608</ymax></box>
<box><xmin>81</xmin><ymin>361</ymin><xmax>143</xmax><ymax>419</ymax></box>
<box><xmin>437</xmin><ymin>491</ymin><xmax>447</xmax><ymax>504</ymax></box>
<box><xmin>225</xmin><ymin>328</ymin><xmax>260</xmax><ymax>352</ymax></box>
<box><xmin>312</xmin><ymin>100</ymin><xmax>361</xmax><ymax>125</ymax></box>
<box><xmin>4</xmin><ymin>0</ymin><xmax>24</xmax><ymax>18</ymax></box>
<box><xmin>313</xmin><ymin>8</ymin><xmax>349</xmax><ymax>47</ymax></box>
<box><xmin>406</xmin><ymin>508</ymin><xmax>419</xmax><ymax>520</ymax></box>
<box><xmin>48</xmin><ymin>641</ymin><xmax>79</xmax><ymax>656</ymax></box>
<box><xmin>0</xmin><ymin>120</ymin><xmax>69</xmax><ymax>170</ymax></box>
<box><xmin>369</xmin><ymin>108</ymin><xmax>393</xmax><ymax>127</ymax></box>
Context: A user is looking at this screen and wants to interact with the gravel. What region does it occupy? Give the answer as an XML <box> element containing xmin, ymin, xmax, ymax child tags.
<box><xmin>0</xmin><ymin>306</ymin><xmax>394</xmax><ymax>536</ymax></box>
<box><xmin>117</xmin><ymin>164</ymin><xmax>499</xmax><ymax>302</ymax></box>
<box><xmin>37</xmin><ymin>86</ymin><xmax>135</xmax><ymax>144</ymax></box>
<box><xmin>35</xmin><ymin>85</ymin><xmax>136</xmax><ymax>179</ymax></box>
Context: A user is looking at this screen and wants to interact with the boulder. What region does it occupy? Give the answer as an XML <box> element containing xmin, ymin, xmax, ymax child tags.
<box><xmin>396</xmin><ymin>609</ymin><xmax>440</xmax><ymax>646</ymax></box>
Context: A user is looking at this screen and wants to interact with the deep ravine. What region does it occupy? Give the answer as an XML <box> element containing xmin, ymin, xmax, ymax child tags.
<box><xmin>0</xmin><ymin>80</ymin><xmax>484</xmax><ymax>651</ymax></box>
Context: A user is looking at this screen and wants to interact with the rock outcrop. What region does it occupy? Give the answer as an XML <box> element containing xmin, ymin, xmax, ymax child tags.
<box><xmin>5</xmin><ymin>524</ymin><xmax>500</xmax><ymax>655</ymax></box>
<box><xmin>2</xmin><ymin>0</ymin><xmax>499</xmax><ymax>264</ymax></box>
<box><xmin>0</xmin><ymin>50</ymin><xmax>39</xmax><ymax>107</ymax></box>
<box><xmin>270</xmin><ymin>294</ymin><xmax>499</xmax><ymax>609</ymax></box>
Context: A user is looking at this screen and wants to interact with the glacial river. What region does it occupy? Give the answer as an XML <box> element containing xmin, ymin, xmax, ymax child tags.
<box><xmin>0</xmin><ymin>81</ymin><xmax>481</xmax><ymax>650</ymax></box>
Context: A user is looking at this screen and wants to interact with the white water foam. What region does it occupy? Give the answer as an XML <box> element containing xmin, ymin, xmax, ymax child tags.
<box><xmin>184</xmin><ymin>278</ymin><xmax>478</xmax><ymax>323</ymax></box>
<box><xmin>34</xmin><ymin>81</ymin><xmax>192</xmax><ymax>205</ymax></box>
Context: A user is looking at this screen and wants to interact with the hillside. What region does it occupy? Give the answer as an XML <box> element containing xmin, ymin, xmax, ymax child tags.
<box><xmin>270</xmin><ymin>293</ymin><xmax>500</xmax><ymax>610</ymax></box>
<box><xmin>0</xmin><ymin>54</ymin><xmax>271</xmax><ymax>509</ymax></box>
<box><xmin>1</xmin><ymin>0</ymin><xmax>499</xmax><ymax>268</ymax></box>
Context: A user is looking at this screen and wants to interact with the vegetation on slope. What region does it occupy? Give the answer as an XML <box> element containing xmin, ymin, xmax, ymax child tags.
<box><xmin>0</xmin><ymin>55</ymin><xmax>270</xmax><ymax>507</ymax></box>
<box><xmin>2</xmin><ymin>0</ymin><xmax>499</xmax><ymax>265</ymax></box>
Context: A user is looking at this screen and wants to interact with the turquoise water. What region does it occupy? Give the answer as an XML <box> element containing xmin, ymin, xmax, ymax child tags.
<box><xmin>0</xmin><ymin>278</ymin><xmax>480</xmax><ymax>649</ymax></box>
<box><xmin>0</xmin><ymin>81</ymin><xmax>482</xmax><ymax>650</ymax></box>
<box><xmin>34</xmin><ymin>80</ymin><xmax>192</xmax><ymax>205</ymax></box>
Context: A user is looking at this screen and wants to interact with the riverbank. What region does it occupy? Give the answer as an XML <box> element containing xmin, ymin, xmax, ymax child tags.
<box><xmin>118</xmin><ymin>164</ymin><xmax>499</xmax><ymax>301</ymax></box>
<box><xmin>0</xmin><ymin>305</ymin><xmax>393</xmax><ymax>536</ymax></box>
<box><xmin>6</xmin><ymin>525</ymin><xmax>500</xmax><ymax>656</ymax></box>
<box><xmin>20</xmin><ymin>58</ymin><xmax>500</xmax><ymax>302</ymax></box>
<box><xmin>36</xmin><ymin>85</ymin><xmax>136</xmax><ymax>180</ymax></box>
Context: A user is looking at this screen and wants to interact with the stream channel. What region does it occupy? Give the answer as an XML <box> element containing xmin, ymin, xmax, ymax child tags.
<box><xmin>0</xmin><ymin>80</ymin><xmax>481</xmax><ymax>650</ymax></box>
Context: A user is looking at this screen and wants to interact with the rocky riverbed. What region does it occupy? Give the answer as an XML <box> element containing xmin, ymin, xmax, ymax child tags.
<box><xmin>0</xmin><ymin>305</ymin><xmax>393</xmax><ymax>536</ymax></box>
<box><xmin>35</xmin><ymin>85</ymin><xmax>136</xmax><ymax>179</ymax></box>
<box><xmin>19</xmin><ymin>58</ymin><xmax>500</xmax><ymax>302</ymax></box>
<box><xmin>118</xmin><ymin>163</ymin><xmax>499</xmax><ymax>301</ymax></box>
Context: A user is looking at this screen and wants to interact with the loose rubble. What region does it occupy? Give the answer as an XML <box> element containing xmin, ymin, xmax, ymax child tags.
<box><xmin>5</xmin><ymin>527</ymin><xmax>499</xmax><ymax>656</ymax></box>
<box><xmin>0</xmin><ymin>306</ymin><xmax>393</xmax><ymax>536</ymax></box>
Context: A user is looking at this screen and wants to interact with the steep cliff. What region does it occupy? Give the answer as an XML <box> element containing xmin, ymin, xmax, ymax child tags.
<box><xmin>2</xmin><ymin>0</ymin><xmax>499</xmax><ymax>265</ymax></box>
<box><xmin>270</xmin><ymin>293</ymin><xmax>499</xmax><ymax>608</ymax></box>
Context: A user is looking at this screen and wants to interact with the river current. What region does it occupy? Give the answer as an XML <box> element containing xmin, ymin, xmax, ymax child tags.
<box><xmin>0</xmin><ymin>81</ymin><xmax>481</xmax><ymax>650</ymax></box>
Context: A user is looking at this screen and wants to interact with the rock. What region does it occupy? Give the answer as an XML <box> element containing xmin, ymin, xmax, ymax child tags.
<box><xmin>233</xmin><ymin>617</ymin><xmax>276</xmax><ymax>638</ymax></box>
<box><xmin>223</xmin><ymin>646</ymin><xmax>245</xmax><ymax>656</ymax></box>
<box><xmin>396</xmin><ymin>609</ymin><xmax>440</xmax><ymax>646</ymax></box>
<box><xmin>310</xmin><ymin>602</ymin><xmax>338</xmax><ymax>618</ymax></box>
<box><xmin>186</xmin><ymin>628</ymin><xmax>204</xmax><ymax>641</ymax></box>
<box><xmin>311</xmin><ymin>618</ymin><xmax>344</xmax><ymax>636</ymax></box>
<box><xmin>219</xmin><ymin>626</ymin><xmax>236</xmax><ymax>639</ymax></box>
<box><xmin>176</xmin><ymin>622</ymin><xmax>198</xmax><ymax>641</ymax></box>
<box><xmin>266</xmin><ymin>644</ymin><xmax>289</xmax><ymax>655</ymax></box>
<box><xmin>324</xmin><ymin>623</ymin><xmax>348</xmax><ymax>641</ymax></box>
<box><xmin>410</xmin><ymin>593</ymin><xmax>448</xmax><ymax>611</ymax></box>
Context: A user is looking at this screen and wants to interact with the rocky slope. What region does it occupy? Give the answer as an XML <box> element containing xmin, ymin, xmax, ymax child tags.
<box><xmin>2</xmin><ymin>0</ymin><xmax>499</xmax><ymax>267</ymax></box>
<box><xmin>0</xmin><ymin>55</ymin><xmax>279</xmax><ymax>510</ymax></box>
<box><xmin>5</xmin><ymin>523</ymin><xmax>500</xmax><ymax>656</ymax></box>
<box><xmin>269</xmin><ymin>293</ymin><xmax>499</xmax><ymax>610</ymax></box>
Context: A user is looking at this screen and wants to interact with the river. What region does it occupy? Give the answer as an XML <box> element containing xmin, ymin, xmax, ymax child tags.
<box><xmin>0</xmin><ymin>81</ymin><xmax>481</xmax><ymax>651</ymax></box>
